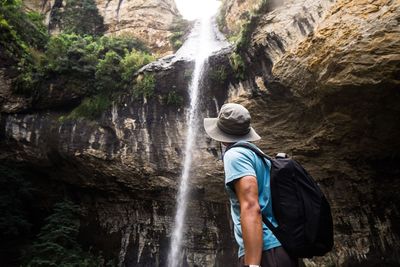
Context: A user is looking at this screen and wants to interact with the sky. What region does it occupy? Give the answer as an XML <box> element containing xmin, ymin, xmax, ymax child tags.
<box><xmin>174</xmin><ymin>0</ymin><xmax>221</xmax><ymax>20</ymax></box>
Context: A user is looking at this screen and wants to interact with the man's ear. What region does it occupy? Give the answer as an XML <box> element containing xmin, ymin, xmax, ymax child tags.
<box><xmin>222</xmin><ymin>142</ymin><xmax>234</xmax><ymax>146</ymax></box>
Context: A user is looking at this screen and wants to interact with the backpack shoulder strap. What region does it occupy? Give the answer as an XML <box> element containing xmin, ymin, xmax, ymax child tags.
<box><xmin>225</xmin><ymin>142</ymin><xmax>277</xmax><ymax>232</ymax></box>
<box><xmin>226</xmin><ymin>142</ymin><xmax>273</xmax><ymax>162</ymax></box>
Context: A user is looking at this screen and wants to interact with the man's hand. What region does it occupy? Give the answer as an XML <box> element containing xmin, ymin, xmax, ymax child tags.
<box><xmin>234</xmin><ymin>175</ymin><xmax>262</xmax><ymax>265</ymax></box>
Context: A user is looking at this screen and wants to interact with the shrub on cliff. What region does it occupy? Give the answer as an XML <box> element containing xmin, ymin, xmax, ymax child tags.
<box><xmin>2</xmin><ymin>1</ymin><xmax>156</xmax><ymax>119</ymax></box>
<box><xmin>0</xmin><ymin>165</ymin><xmax>34</xmax><ymax>265</ymax></box>
<box><xmin>0</xmin><ymin>165</ymin><xmax>33</xmax><ymax>241</ymax></box>
<box><xmin>49</xmin><ymin>0</ymin><xmax>105</xmax><ymax>36</ymax></box>
<box><xmin>133</xmin><ymin>73</ymin><xmax>156</xmax><ymax>99</ymax></box>
<box><xmin>45</xmin><ymin>34</ymin><xmax>97</xmax><ymax>75</ymax></box>
<box><xmin>0</xmin><ymin>0</ymin><xmax>48</xmax><ymax>95</ymax></box>
<box><xmin>59</xmin><ymin>95</ymin><xmax>111</xmax><ymax>122</ymax></box>
<box><xmin>164</xmin><ymin>90</ymin><xmax>184</xmax><ymax>107</ymax></box>
<box><xmin>95</xmin><ymin>51</ymin><xmax>123</xmax><ymax>92</ymax></box>
<box><xmin>210</xmin><ymin>66</ymin><xmax>228</xmax><ymax>85</ymax></box>
<box><xmin>0</xmin><ymin>0</ymin><xmax>48</xmax><ymax>60</ymax></box>
<box><xmin>169</xmin><ymin>17</ymin><xmax>190</xmax><ymax>51</ymax></box>
<box><xmin>95</xmin><ymin>47</ymin><xmax>155</xmax><ymax>92</ymax></box>
<box><xmin>24</xmin><ymin>200</ymin><xmax>104</xmax><ymax>267</ymax></box>
<box><xmin>14</xmin><ymin>32</ymin><xmax>154</xmax><ymax>100</ymax></box>
<box><xmin>221</xmin><ymin>0</ymin><xmax>268</xmax><ymax>82</ymax></box>
<box><xmin>120</xmin><ymin>49</ymin><xmax>155</xmax><ymax>83</ymax></box>
<box><xmin>14</xmin><ymin>34</ymin><xmax>98</xmax><ymax>94</ymax></box>
<box><xmin>229</xmin><ymin>52</ymin><xmax>246</xmax><ymax>80</ymax></box>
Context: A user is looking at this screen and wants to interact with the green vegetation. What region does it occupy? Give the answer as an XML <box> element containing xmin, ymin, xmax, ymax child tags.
<box><xmin>169</xmin><ymin>32</ymin><xmax>184</xmax><ymax>51</ymax></box>
<box><xmin>0</xmin><ymin>165</ymin><xmax>34</xmax><ymax>265</ymax></box>
<box><xmin>210</xmin><ymin>66</ymin><xmax>228</xmax><ymax>85</ymax></box>
<box><xmin>164</xmin><ymin>90</ymin><xmax>183</xmax><ymax>107</ymax></box>
<box><xmin>219</xmin><ymin>0</ymin><xmax>268</xmax><ymax>42</ymax></box>
<box><xmin>134</xmin><ymin>73</ymin><xmax>156</xmax><ymax>99</ymax></box>
<box><xmin>222</xmin><ymin>0</ymin><xmax>270</xmax><ymax>80</ymax></box>
<box><xmin>229</xmin><ymin>52</ymin><xmax>246</xmax><ymax>80</ymax></box>
<box><xmin>0</xmin><ymin>0</ymin><xmax>48</xmax><ymax>73</ymax></box>
<box><xmin>49</xmin><ymin>0</ymin><xmax>105</xmax><ymax>35</ymax></box>
<box><xmin>59</xmin><ymin>94</ymin><xmax>111</xmax><ymax>122</ymax></box>
<box><xmin>0</xmin><ymin>0</ymin><xmax>48</xmax><ymax>53</ymax></box>
<box><xmin>169</xmin><ymin>17</ymin><xmax>190</xmax><ymax>51</ymax></box>
<box><xmin>216</xmin><ymin>0</ymin><xmax>228</xmax><ymax>34</ymax></box>
<box><xmin>95</xmin><ymin>51</ymin><xmax>123</xmax><ymax>92</ymax></box>
<box><xmin>0</xmin><ymin>165</ymin><xmax>116</xmax><ymax>266</ymax></box>
<box><xmin>0</xmin><ymin>165</ymin><xmax>33</xmax><ymax>240</ymax></box>
<box><xmin>24</xmin><ymin>200</ymin><xmax>106</xmax><ymax>267</ymax></box>
<box><xmin>121</xmin><ymin>49</ymin><xmax>155</xmax><ymax>82</ymax></box>
<box><xmin>235</xmin><ymin>0</ymin><xmax>268</xmax><ymax>54</ymax></box>
<box><xmin>13</xmin><ymin>33</ymin><xmax>155</xmax><ymax>119</ymax></box>
<box><xmin>1</xmin><ymin>1</ymin><xmax>157</xmax><ymax>120</ymax></box>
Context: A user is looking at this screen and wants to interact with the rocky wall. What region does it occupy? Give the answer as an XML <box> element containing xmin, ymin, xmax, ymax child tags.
<box><xmin>22</xmin><ymin>0</ymin><xmax>183</xmax><ymax>55</ymax></box>
<box><xmin>0</xmin><ymin>50</ymin><xmax>237</xmax><ymax>266</ymax></box>
<box><xmin>218</xmin><ymin>0</ymin><xmax>400</xmax><ymax>265</ymax></box>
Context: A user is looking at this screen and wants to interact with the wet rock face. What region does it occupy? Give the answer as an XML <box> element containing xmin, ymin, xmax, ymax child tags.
<box><xmin>271</xmin><ymin>0</ymin><xmax>400</xmax><ymax>98</ymax></box>
<box><xmin>247</xmin><ymin>0</ymin><xmax>337</xmax><ymax>76</ymax></box>
<box><xmin>23</xmin><ymin>0</ymin><xmax>181</xmax><ymax>55</ymax></box>
<box><xmin>0</xmin><ymin>50</ymin><xmax>236</xmax><ymax>266</ymax></box>
<box><xmin>78</xmin><ymin>195</ymin><xmax>234</xmax><ymax>266</ymax></box>
<box><xmin>220</xmin><ymin>0</ymin><xmax>400</xmax><ymax>266</ymax></box>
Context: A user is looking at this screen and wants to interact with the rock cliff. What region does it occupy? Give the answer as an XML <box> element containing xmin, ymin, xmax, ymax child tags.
<box><xmin>23</xmin><ymin>0</ymin><xmax>183</xmax><ymax>55</ymax></box>
<box><xmin>218</xmin><ymin>0</ymin><xmax>262</xmax><ymax>35</ymax></box>
<box><xmin>2</xmin><ymin>0</ymin><xmax>400</xmax><ymax>266</ymax></box>
<box><xmin>0</xmin><ymin>47</ymin><xmax>237</xmax><ymax>266</ymax></box>
<box><xmin>95</xmin><ymin>0</ymin><xmax>181</xmax><ymax>55</ymax></box>
<box><xmin>219</xmin><ymin>0</ymin><xmax>400</xmax><ymax>266</ymax></box>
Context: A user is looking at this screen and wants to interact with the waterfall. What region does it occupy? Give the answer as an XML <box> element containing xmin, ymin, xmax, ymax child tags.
<box><xmin>167</xmin><ymin>14</ymin><xmax>229</xmax><ymax>267</ymax></box>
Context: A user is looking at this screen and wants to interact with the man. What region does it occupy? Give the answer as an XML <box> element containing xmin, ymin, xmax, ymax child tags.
<box><xmin>204</xmin><ymin>103</ymin><xmax>298</xmax><ymax>267</ymax></box>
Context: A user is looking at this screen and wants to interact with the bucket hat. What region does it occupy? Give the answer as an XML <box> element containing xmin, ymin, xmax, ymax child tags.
<box><xmin>203</xmin><ymin>103</ymin><xmax>261</xmax><ymax>143</ymax></box>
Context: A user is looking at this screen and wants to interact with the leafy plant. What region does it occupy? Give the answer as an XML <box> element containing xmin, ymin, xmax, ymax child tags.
<box><xmin>24</xmin><ymin>200</ymin><xmax>104</xmax><ymax>267</ymax></box>
<box><xmin>0</xmin><ymin>0</ymin><xmax>48</xmax><ymax>60</ymax></box>
<box><xmin>169</xmin><ymin>17</ymin><xmax>190</xmax><ymax>51</ymax></box>
<box><xmin>60</xmin><ymin>94</ymin><xmax>111</xmax><ymax>121</ymax></box>
<box><xmin>133</xmin><ymin>73</ymin><xmax>156</xmax><ymax>99</ymax></box>
<box><xmin>164</xmin><ymin>90</ymin><xmax>183</xmax><ymax>107</ymax></box>
<box><xmin>0</xmin><ymin>3</ymin><xmax>46</xmax><ymax>92</ymax></box>
<box><xmin>0</xmin><ymin>165</ymin><xmax>33</xmax><ymax>239</ymax></box>
<box><xmin>235</xmin><ymin>0</ymin><xmax>270</xmax><ymax>51</ymax></box>
<box><xmin>169</xmin><ymin>31</ymin><xmax>184</xmax><ymax>51</ymax></box>
<box><xmin>121</xmin><ymin>49</ymin><xmax>155</xmax><ymax>83</ymax></box>
<box><xmin>12</xmin><ymin>32</ymin><xmax>155</xmax><ymax>99</ymax></box>
<box><xmin>95</xmin><ymin>51</ymin><xmax>123</xmax><ymax>92</ymax></box>
<box><xmin>229</xmin><ymin>52</ymin><xmax>246</xmax><ymax>80</ymax></box>
<box><xmin>45</xmin><ymin>34</ymin><xmax>97</xmax><ymax>74</ymax></box>
<box><xmin>216</xmin><ymin>0</ymin><xmax>229</xmax><ymax>34</ymax></box>
<box><xmin>210</xmin><ymin>66</ymin><xmax>228</xmax><ymax>85</ymax></box>
<box><xmin>2</xmin><ymin>0</ymin><xmax>157</xmax><ymax>120</ymax></box>
<box><xmin>49</xmin><ymin>0</ymin><xmax>105</xmax><ymax>35</ymax></box>
<box><xmin>97</xmin><ymin>35</ymin><xmax>149</xmax><ymax>56</ymax></box>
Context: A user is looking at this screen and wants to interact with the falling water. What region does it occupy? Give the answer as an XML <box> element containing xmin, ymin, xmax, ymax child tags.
<box><xmin>167</xmin><ymin>13</ymin><xmax>229</xmax><ymax>267</ymax></box>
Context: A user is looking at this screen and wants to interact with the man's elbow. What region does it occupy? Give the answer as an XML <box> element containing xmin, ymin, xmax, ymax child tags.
<box><xmin>241</xmin><ymin>200</ymin><xmax>261</xmax><ymax>217</ymax></box>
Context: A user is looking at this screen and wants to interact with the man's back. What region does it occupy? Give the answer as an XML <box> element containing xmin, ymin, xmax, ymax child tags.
<box><xmin>223</xmin><ymin>142</ymin><xmax>281</xmax><ymax>258</ymax></box>
<box><xmin>204</xmin><ymin>103</ymin><xmax>298</xmax><ymax>266</ymax></box>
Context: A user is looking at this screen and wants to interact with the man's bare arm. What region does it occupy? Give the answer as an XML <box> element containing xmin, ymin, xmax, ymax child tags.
<box><xmin>234</xmin><ymin>175</ymin><xmax>263</xmax><ymax>265</ymax></box>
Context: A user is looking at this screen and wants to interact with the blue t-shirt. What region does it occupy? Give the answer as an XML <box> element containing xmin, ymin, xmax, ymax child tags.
<box><xmin>223</xmin><ymin>141</ymin><xmax>281</xmax><ymax>258</ymax></box>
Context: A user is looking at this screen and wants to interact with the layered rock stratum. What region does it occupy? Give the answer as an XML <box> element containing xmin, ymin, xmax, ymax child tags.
<box><xmin>221</xmin><ymin>0</ymin><xmax>400</xmax><ymax>265</ymax></box>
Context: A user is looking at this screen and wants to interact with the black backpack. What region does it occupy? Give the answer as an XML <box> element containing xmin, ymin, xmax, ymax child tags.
<box><xmin>227</xmin><ymin>143</ymin><xmax>334</xmax><ymax>258</ymax></box>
